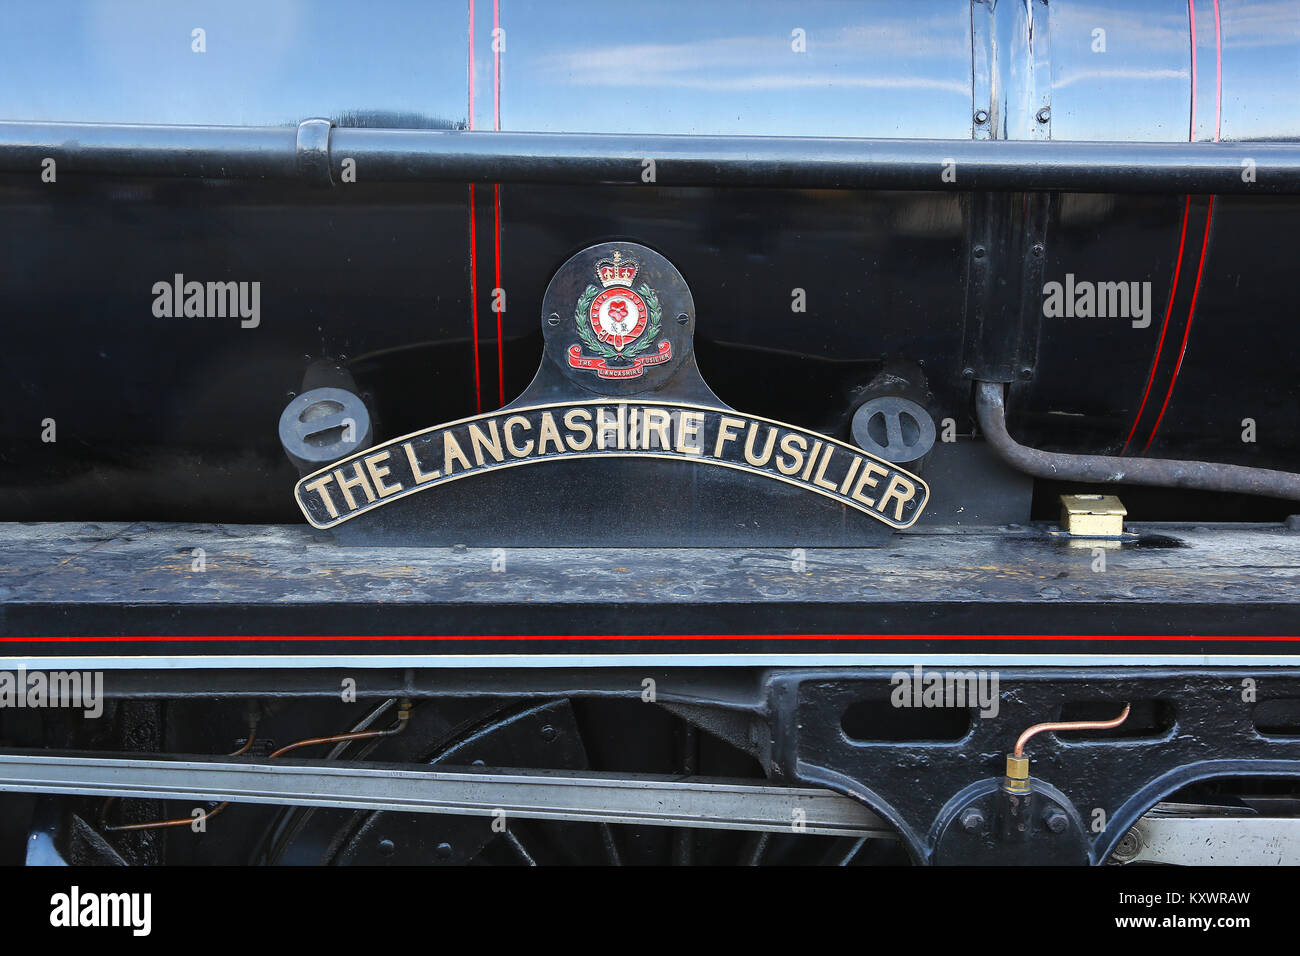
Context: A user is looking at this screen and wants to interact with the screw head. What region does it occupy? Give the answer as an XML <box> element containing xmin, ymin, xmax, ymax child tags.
<box><xmin>546</xmin><ymin>312</ymin><xmax>560</xmax><ymax>327</ymax></box>
<box><xmin>1036</xmin><ymin>107</ymin><xmax>1051</xmax><ymax>124</ymax></box>
<box><xmin>962</xmin><ymin>367</ymin><xmax>975</xmax><ymax>379</ymax></box>
<box><xmin>376</xmin><ymin>838</ymin><xmax>395</xmax><ymax>857</ymax></box>
<box><xmin>677</xmin><ymin>312</ymin><xmax>690</xmax><ymax>325</ymax></box>
<box><xmin>974</xmin><ymin>109</ymin><xmax>989</xmax><ymax>125</ymax></box>
<box><xmin>1031</xmin><ymin>243</ymin><xmax>1045</xmax><ymax>258</ymax></box>
<box><xmin>1044</xmin><ymin>808</ymin><xmax>1069</xmax><ymax>833</ymax></box>
<box><xmin>960</xmin><ymin>807</ymin><xmax>986</xmax><ymax>833</ymax></box>
<box><xmin>972</xmin><ymin>245</ymin><xmax>986</xmax><ymax>260</ymax></box>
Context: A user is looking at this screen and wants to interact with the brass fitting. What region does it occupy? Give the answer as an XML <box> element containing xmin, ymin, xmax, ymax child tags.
<box><xmin>1002</xmin><ymin>754</ymin><xmax>1031</xmax><ymax>794</ymax></box>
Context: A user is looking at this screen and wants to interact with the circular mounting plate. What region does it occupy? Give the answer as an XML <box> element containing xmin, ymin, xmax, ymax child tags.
<box><xmin>541</xmin><ymin>242</ymin><xmax>695</xmax><ymax>396</ymax></box>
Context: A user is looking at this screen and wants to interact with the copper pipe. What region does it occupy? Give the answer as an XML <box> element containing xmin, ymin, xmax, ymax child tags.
<box><xmin>103</xmin><ymin>716</ymin><xmax>259</xmax><ymax>832</ymax></box>
<box><xmin>102</xmin><ymin>704</ymin><xmax>411</xmax><ymax>833</ymax></box>
<box><xmin>105</xmin><ymin>801</ymin><xmax>233</xmax><ymax>832</ymax></box>
<box><xmin>269</xmin><ymin>728</ymin><xmax>396</xmax><ymax>760</ymax></box>
<box><xmin>1013</xmin><ymin>704</ymin><xmax>1131</xmax><ymax>757</ymax></box>
<box><xmin>268</xmin><ymin>702</ymin><xmax>412</xmax><ymax>759</ymax></box>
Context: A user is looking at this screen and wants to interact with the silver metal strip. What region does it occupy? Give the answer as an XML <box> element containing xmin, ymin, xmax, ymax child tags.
<box><xmin>2</xmin><ymin>653</ymin><xmax>1298</xmax><ymax>671</ymax></box>
<box><xmin>0</xmin><ymin>752</ymin><xmax>890</xmax><ymax>838</ymax></box>
<box><xmin>1119</xmin><ymin>813</ymin><xmax>1300</xmax><ymax>866</ymax></box>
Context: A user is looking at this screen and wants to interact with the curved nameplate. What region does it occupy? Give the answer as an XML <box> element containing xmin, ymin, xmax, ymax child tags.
<box><xmin>294</xmin><ymin>400</ymin><xmax>930</xmax><ymax>531</ymax></box>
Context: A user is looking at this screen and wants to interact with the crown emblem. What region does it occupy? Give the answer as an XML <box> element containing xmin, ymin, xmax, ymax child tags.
<box><xmin>596</xmin><ymin>250</ymin><xmax>638</xmax><ymax>288</ymax></box>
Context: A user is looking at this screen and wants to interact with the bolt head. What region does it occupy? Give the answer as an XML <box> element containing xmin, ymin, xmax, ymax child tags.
<box><xmin>960</xmin><ymin>808</ymin><xmax>986</xmax><ymax>833</ymax></box>
<box><xmin>1036</xmin><ymin>107</ymin><xmax>1052</xmax><ymax>123</ymax></box>
<box><xmin>1111</xmin><ymin>827</ymin><xmax>1143</xmax><ymax>862</ymax></box>
<box><xmin>974</xmin><ymin>109</ymin><xmax>989</xmax><ymax>125</ymax></box>
<box><xmin>1044</xmin><ymin>808</ymin><xmax>1069</xmax><ymax>833</ymax></box>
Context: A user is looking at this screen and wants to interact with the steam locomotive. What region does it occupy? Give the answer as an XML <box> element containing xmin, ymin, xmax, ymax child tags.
<box><xmin>1</xmin><ymin>0</ymin><xmax>1299</xmax><ymax>867</ymax></box>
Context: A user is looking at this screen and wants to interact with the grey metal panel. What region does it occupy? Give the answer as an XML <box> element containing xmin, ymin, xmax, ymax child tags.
<box><xmin>0</xmin><ymin>751</ymin><xmax>891</xmax><ymax>837</ymax></box>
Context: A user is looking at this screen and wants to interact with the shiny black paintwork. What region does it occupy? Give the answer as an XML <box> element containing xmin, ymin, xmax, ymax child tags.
<box><xmin>1</xmin><ymin>0</ymin><xmax>1298</xmax><ymax>522</ymax></box>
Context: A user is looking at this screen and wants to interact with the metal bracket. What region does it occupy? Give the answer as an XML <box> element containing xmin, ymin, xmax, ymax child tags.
<box><xmin>961</xmin><ymin>191</ymin><xmax>1053</xmax><ymax>383</ymax></box>
<box><xmin>963</xmin><ymin>0</ymin><xmax>1053</xmax><ymax>384</ymax></box>
<box><xmin>295</xmin><ymin>117</ymin><xmax>334</xmax><ymax>187</ymax></box>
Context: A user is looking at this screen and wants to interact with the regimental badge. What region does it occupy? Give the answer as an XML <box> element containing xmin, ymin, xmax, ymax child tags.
<box><xmin>568</xmin><ymin>251</ymin><xmax>672</xmax><ymax>380</ymax></box>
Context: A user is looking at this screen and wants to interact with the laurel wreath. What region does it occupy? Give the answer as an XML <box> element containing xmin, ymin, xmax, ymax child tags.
<box><xmin>625</xmin><ymin>284</ymin><xmax>662</xmax><ymax>358</ymax></box>
<box><xmin>573</xmin><ymin>285</ymin><xmax>616</xmax><ymax>358</ymax></box>
<box><xmin>573</xmin><ymin>283</ymin><xmax>663</xmax><ymax>360</ymax></box>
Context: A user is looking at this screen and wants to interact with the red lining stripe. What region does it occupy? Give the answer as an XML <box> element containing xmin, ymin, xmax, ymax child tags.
<box><xmin>493</xmin><ymin>0</ymin><xmax>501</xmax><ymax>129</ymax></box>
<box><xmin>0</xmin><ymin>633</ymin><xmax>1295</xmax><ymax>644</ymax></box>
<box><xmin>1206</xmin><ymin>0</ymin><xmax>1223</xmax><ymax>143</ymax></box>
<box><xmin>1188</xmin><ymin>0</ymin><xmax>1198</xmax><ymax>141</ymax></box>
<box><xmin>1120</xmin><ymin>196</ymin><xmax>1190</xmax><ymax>455</ymax></box>
<box><xmin>467</xmin><ymin>0</ymin><xmax>475</xmax><ymax>132</ymax></box>
<box><xmin>1140</xmin><ymin>1</ymin><xmax>1221</xmax><ymax>451</ymax></box>
<box><xmin>1144</xmin><ymin>195</ymin><xmax>1214</xmax><ymax>451</ymax></box>
<box><xmin>494</xmin><ymin>183</ymin><xmax>503</xmax><ymax>406</ymax></box>
<box><xmin>467</xmin><ymin>1</ymin><xmax>482</xmax><ymax>413</ymax></box>
<box><xmin>469</xmin><ymin>185</ymin><xmax>482</xmax><ymax>413</ymax></box>
<box><xmin>492</xmin><ymin>0</ymin><xmax>504</xmax><ymax>407</ymax></box>
<box><xmin>1121</xmin><ymin>3</ymin><xmax>1202</xmax><ymax>454</ymax></box>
